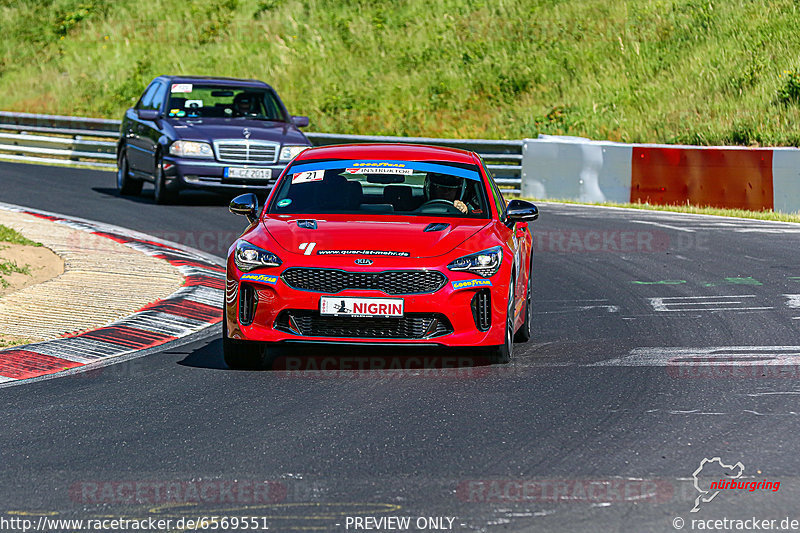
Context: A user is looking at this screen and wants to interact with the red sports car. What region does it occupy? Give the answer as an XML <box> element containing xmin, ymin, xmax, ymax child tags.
<box><xmin>224</xmin><ymin>143</ymin><xmax>538</xmax><ymax>369</ymax></box>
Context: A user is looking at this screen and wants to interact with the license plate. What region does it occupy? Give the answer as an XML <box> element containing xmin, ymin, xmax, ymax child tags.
<box><xmin>320</xmin><ymin>296</ymin><xmax>404</xmax><ymax>317</ymax></box>
<box><xmin>224</xmin><ymin>167</ymin><xmax>272</xmax><ymax>180</ymax></box>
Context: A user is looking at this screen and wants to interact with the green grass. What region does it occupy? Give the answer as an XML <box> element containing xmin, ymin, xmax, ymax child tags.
<box><xmin>0</xmin><ymin>259</ymin><xmax>31</xmax><ymax>288</ymax></box>
<box><xmin>0</xmin><ymin>337</ymin><xmax>32</xmax><ymax>348</ymax></box>
<box><xmin>0</xmin><ymin>225</ymin><xmax>37</xmax><ymax>289</ymax></box>
<box><xmin>526</xmin><ymin>198</ymin><xmax>800</xmax><ymax>223</ymax></box>
<box><xmin>0</xmin><ymin>224</ymin><xmax>40</xmax><ymax>246</ymax></box>
<box><xmin>1</xmin><ymin>0</ymin><xmax>800</xmax><ymax>144</ymax></box>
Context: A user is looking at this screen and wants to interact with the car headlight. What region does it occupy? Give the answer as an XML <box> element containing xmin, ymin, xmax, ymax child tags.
<box><xmin>279</xmin><ymin>145</ymin><xmax>310</xmax><ymax>162</ymax></box>
<box><xmin>169</xmin><ymin>140</ymin><xmax>214</xmax><ymax>158</ymax></box>
<box><xmin>447</xmin><ymin>246</ymin><xmax>502</xmax><ymax>278</ymax></box>
<box><xmin>234</xmin><ymin>241</ymin><xmax>282</xmax><ymax>272</ymax></box>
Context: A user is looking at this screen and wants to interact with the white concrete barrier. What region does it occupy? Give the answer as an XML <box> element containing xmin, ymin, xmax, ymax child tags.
<box><xmin>521</xmin><ymin>135</ymin><xmax>800</xmax><ymax>214</ymax></box>
<box><xmin>522</xmin><ymin>135</ymin><xmax>632</xmax><ymax>204</ymax></box>
<box><xmin>772</xmin><ymin>148</ymin><xmax>800</xmax><ymax>214</ymax></box>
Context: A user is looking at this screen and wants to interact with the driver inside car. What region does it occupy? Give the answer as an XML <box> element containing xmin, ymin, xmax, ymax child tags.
<box><xmin>424</xmin><ymin>172</ymin><xmax>470</xmax><ymax>213</ymax></box>
<box><xmin>233</xmin><ymin>93</ymin><xmax>256</xmax><ymax>117</ymax></box>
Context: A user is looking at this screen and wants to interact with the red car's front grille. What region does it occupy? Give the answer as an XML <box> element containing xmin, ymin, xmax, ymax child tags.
<box><xmin>281</xmin><ymin>268</ymin><xmax>447</xmax><ymax>295</ymax></box>
<box><xmin>274</xmin><ymin>310</ymin><xmax>453</xmax><ymax>339</ymax></box>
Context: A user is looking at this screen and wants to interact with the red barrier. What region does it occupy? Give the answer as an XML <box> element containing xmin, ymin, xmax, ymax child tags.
<box><xmin>631</xmin><ymin>147</ymin><xmax>773</xmax><ymax>210</ymax></box>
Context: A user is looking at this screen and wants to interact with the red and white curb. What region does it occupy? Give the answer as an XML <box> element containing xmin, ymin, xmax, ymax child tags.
<box><xmin>0</xmin><ymin>203</ymin><xmax>225</xmax><ymax>386</ymax></box>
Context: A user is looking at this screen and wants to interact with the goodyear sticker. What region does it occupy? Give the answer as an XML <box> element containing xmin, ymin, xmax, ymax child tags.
<box><xmin>241</xmin><ymin>273</ymin><xmax>278</xmax><ymax>285</ymax></box>
<box><xmin>345</xmin><ymin>162</ymin><xmax>412</xmax><ymax>176</ymax></box>
<box><xmin>452</xmin><ymin>279</ymin><xmax>492</xmax><ymax>290</ymax></box>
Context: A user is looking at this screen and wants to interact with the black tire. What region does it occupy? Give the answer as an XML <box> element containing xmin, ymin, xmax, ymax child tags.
<box><xmin>487</xmin><ymin>280</ymin><xmax>514</xmax><ymax>364</ymax></box>
<box><xmin>153</xmin><ymin>155</ymin><xmax>178</xmax><ymax>205</ymax></box>
<box><xmin>116</xmin><ymin>149</ymin><xmax>143</xmax><ymax>196</ymax></box>
<box><xmin>222</xmin><ymin>318</ymin><xmax>268</xmax><ymax>370</ymax></box>
<box><xmin>514</xmin><ymin>261</ymin><xmax>534</xmax><ymax>343</ymax></box>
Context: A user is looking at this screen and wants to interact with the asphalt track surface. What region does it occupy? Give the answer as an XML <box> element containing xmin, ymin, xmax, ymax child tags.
<box><xmin>2</xmin><ymin>160</ymin><xmax>800</xmax><ymax>532</ymax></box>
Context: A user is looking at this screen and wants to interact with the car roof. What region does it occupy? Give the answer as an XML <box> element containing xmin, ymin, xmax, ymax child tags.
<box><xmin>157</xmin><ymin>75</ymin><xmax>271</xmax><ymax>89</ymax></box>
<box><xmin>295</xmin><ymin>143</ymin><xmax>477</xmax><ymax>164</ymax></box>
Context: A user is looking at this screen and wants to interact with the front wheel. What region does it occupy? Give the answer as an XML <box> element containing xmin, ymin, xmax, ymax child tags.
<box><xmin>116</xmin><ymin>150</ymin><xmax>143</xmax><ymax>196</ymax></box>
<box><xmin>514</xmin><ymin>261</ymin><xmax>533</xmax><ymax>343</ymax></box>
<box><xmin>486</xmin><ymin>280</ymin><xmax>514</xmax><ymax>364</ymax></box>
<box><xmin>153</xmin><ymin>156</ymin><xmax>178</xmax><ymax>205</ymax></box>
<box><xmin>222</xmin><ymin>318</ymin><xmax>269</xmax><ymax>370</ymax></box>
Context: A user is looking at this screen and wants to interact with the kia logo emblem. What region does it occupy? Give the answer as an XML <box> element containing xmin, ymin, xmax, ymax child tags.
<box><xmin>354</xmin><ymin>258</ymin><xmax>373</xmax><ymax>265</ymax></box>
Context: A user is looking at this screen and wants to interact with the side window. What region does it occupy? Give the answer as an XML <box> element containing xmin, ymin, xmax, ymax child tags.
<box><xmin>479</xmin><ymin>157</ymin><xmax>506</xmax><ymax>219</ymax></box>
<box><xmin>265</xmin><ymin>90</ymin><xmax>285</xmax><ymax>121</ymax></box>
<box><xmin>148</xmin><ymin>83</ymin><xmax>167</xmax><ymax>111</ymax></box>
<box><xmin>136</xmin><ymin>83</ymin><xmax>159</xmax><ymax>110</ymax></box>
<box><xmin>491</xmin><ymin>179</ymin><xmax>506</xmax><ymax>219</ymax></box>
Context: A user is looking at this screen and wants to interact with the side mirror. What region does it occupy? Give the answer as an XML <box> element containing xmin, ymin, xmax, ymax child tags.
<box><xmin>291</xmin><ymin>115</ymin><xmax>309</xmax><ymax>128</ymax></box>
<box><xmin>229</xmin><ymin>193</ymin><xmax>260</xmax><ymax>225</ymax></box>
<box><xmin>136</xmin><ymin>108</ymin><xmax>161</xmax><ymax>121</ymax></box>
<box><xmin>506</xmin><ymin>199</ymin><xmax>539</xmax><ymax>223</ymax></box>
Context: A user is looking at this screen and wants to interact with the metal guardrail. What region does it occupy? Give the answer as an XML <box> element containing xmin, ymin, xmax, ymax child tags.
<box><xmin>0</xmin><ymin>111</ymin><xmax>522</xmax><ymax>193</ymax></box>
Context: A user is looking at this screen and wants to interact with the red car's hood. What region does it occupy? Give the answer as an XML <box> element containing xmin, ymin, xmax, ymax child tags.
<box><xmin>262</xmin><ymin>215</ymin><xmax>489</xmax><ymax>259</ymax></box>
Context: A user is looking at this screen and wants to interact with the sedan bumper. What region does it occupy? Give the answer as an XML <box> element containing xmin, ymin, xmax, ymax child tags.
<box><xmin>163</xmin><ymin>157</ymin><xmax>289</xmax><ymax>190</ymax></box>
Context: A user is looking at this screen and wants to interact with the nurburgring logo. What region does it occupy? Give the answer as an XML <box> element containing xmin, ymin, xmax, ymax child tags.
<box><xmin>691</xmin><ymin>457</ymin><xmax>780</xmax><ymax>513</ymax></box>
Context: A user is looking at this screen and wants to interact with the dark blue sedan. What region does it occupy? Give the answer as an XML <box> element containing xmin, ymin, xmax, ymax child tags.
<box><xmin>116</xmin><ymin>75</ymin><xmax>311</xmax><ymax>204</ymax></box>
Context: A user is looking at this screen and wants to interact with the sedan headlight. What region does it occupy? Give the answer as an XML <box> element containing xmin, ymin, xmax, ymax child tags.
<box><xmin>169</xmin><ymin>140</ymin><xmax>214</xmax><ymax>158</ymax></box>
<box><xmin>234</xmin><ymin>241</ymin><xmax>282</xmax><ymax>272</ymax></box>
<box><xmin>447</xmin><ymin>246</ymin><xmax>502</xmax><ymax>278</ymax></box>
<box><xmin>279</xmin><ymin>145</ymin><xmax>310</xmax><ymax>162</ymax></box>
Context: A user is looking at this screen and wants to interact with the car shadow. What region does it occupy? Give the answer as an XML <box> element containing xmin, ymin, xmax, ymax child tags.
<box><xmin>177</xmin><ymin>337</ymin><xmax>228</xmax><ymax>370</ymax></box>
<box><xmin>92</xmin><ymin>187</ymin><xmax>254</xmax><ymax>206</ymax></box>
<box><xmin>177</xmin><ymin>339</ymin><xmax>497</xmax><ymax>373</ymax></box>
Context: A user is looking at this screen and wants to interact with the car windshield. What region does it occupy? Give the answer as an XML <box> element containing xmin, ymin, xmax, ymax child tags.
<box><xmin>165</xmin><ymin>84</ymin><xmax>285</xmax><ymax>121</ymax></box>
<box><xmin>268</xmin><ymin>159</ymin><xmax>490</xmax><ymax>218</ymax></box>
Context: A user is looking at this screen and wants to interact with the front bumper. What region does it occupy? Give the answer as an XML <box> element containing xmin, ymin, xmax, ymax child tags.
<box><xmin>225</xmin><ymin>263</ymin><xmax>509</xmax><ymax>347</ymax></box>
<box><xmin>163</xmin><ymin>157</ymin><xmax>289</xmax><ymax>190</ymax></box>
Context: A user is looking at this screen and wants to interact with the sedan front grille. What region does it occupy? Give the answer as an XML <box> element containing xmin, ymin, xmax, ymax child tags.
<box><xmin>214</xmin><ymin>140</ymin><xmax>278</xmax><ymax>164</ymax></box>
<box><xmin>275</xmin><ymin>310</ymin><xmax>453</xmax><ymax>339</ymax></box>
<box><xmin>281</xmin><ymin>268</ymin><xmax>447</xmax><ymax>295</ymax></box>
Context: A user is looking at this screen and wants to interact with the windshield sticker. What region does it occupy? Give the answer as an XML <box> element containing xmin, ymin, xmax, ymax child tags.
<box><xmin>292</xmin><ymin>170</ymin><xmax>325</xmax><ymax>184</ymax></box>
<box><xmin>345</xmin><ymin>167</ymin><xmax>413</xmax><ymax>175</ymax></box>
<box><xmin>452</xmin><ymin>279</ymin><xmax>492</xmax><ymax>290</ymax></box>
<box><xmin>240</xmin><ymin>273</ymin><xmax>278</xmax><ymax>285</ymax></box>
<box><xmin>289</xmin><ymin>160</ymin><xmax>481</xmax><ymax>181</ymax></box>
<box><xmin>185</xmin><ymin>99</ymin><xmax>203</xmax><ymax>109</ymax></box>
<box><xmin>170</xmin><ymin>83</ymin><xmax>192</xmax><ymax>93</ymax></box>
<box><xmin>168</xmin><ymin>108</ymin><xmax>180</xmax><ymax>116</ymax></box>
<box><xmin>277</xmin><ymin>199</ymin><xmax>292</xmax><ymax>207</ymax></box>
<box><xmin>317</xmin><ymin>249</ymin><xmax>410</xmax><ymax>257</ymax></box>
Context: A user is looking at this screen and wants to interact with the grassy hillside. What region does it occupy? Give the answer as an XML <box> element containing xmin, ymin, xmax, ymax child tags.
<box><xmin>1</xmin><ymin>0</ymin><xmax>800</xmax><ymax>144</ymax></box>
